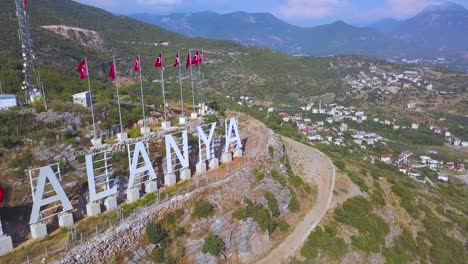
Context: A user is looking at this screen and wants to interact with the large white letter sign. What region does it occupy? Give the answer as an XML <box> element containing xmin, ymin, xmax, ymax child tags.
<box><xmin>29</xmin><ymin>165</ymin><xmax>73</xmax><ymax>224</ymax></box>
<box><xmin>86</xmin><ymin>152</ymin><xmax>117</xmax><ymax>203</ymax></box>
<box><xmin>127</xmin><ymin>141</ymin><xmax>157</xmax><ymax>189</ymax></box>
<box><xmin>196</xmin><ymin>122</ymin><xmax>217</xmax><ymax>161</ymax></box>
<box><xmin>165</xmin><ymin>131</ymin><xmax>189</xmax><ymax>174</ymax></box>
<box><xmin>225</xmin><ymin>117</ymin><xmax>242</xmax><ymax>153</ymax></box>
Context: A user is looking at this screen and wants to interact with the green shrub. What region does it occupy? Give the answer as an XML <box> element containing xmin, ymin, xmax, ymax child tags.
<box><xmin>163</xmin><ymin>208</ymin><xmax>184</xmax><ymax>228</ymax></box>
<box><xmin>59</xmin><ymin>160</ymin><xmax>73</xmax><ymax>174</ymax></box>
<box><xmin>288</xmin><ymin>190</ymin><xmax>300</xmax><ymax>213</ymax></box>
<box><xmin>175</xmin><ymin>227</ymin><xmax>185</xmax><ymax>237</ymax></box>
<box><xmin>334</xmin><ymin>196</ymin><xmax>389</xmax><ymax>253</ymax></box>
<box><xmin>324</xmin><ymin>223</ymin><xmax>337</xmax><ymax>237</ymax></box>
<box><xmin>347</xmin><ymin>171</ymin><xmax>368</xmax><ymax>192</ymax></box>
<box><xmin>253</xmin><ymin>168</ymin><xmax>265</xmax><ymax>181</ymax></box>
<box><xmin>382</xmin><ymin>247</ymin><xmax>403</xmax><ymax>264</ymax></box>
<box><xmin>202</xmin><ymin>233</ymin><xmax>225</xmax><ymax>256</ymax></box>
<box><xmin>392</xmin><ymin>183</ymin><xmax>419</xmax><ymax>218</ymax></box>
<box><xmin>333</xmin><ymin>160</ymin><xmax>346</xmax><ymax>171</ymax></box>
<box><xmin>264</xmin><ymin>191</ymin><xmax>280</xmax><ymax>217</ymax></box>
<box><xmin>192</xmin><ymin>200</ymin><xmax>214</xmax><ymax>219</ymax></box>
<box><xmin>153</xmin><ymin>247</ymin><xmax>165</xmax><ymax>262</ymax></box>
<box><xmin>351</xmin><ymin>235</ymin><xmax>381</xmax><ymax>253</ymax></box>
<box><xmin>277</xmin><ymin>220</ymin><xmax>290</xmax><ymax>232</ymax></box>
<box><xmin>370</xmin><ymin>188</ymin><xmax>386</xmax><ymax>207</ymax></box>
<box><xmin>234</xmin><ymin>198</ymin><xmax>277</xmax><ymax>233</ymax></box>
<box><xmin>8</xmin><ymin>152</ymin><xmax>33</xmax><ymax>178</ymax></box>
<box><xmin>146</xmin><ymin>223</ymin><xmax>166</xmax><ymax>244</ymax></box>
<box><xmin>268</xmin><ymin>145</ymin><xmax>274</xmax><ymax>157</ymax></box>
<box><xmin>271</xmin><ymin>170</ymin><xmax>287</xmax><ymax>186</ymax></box>
<box><xmin>300</xmin><ymin>226</ymin><xmax>347</xmax><ymax>260</ymax></box>
<box><xmin>421</xmin><ymin>214</ymin><xmax>467</xmax><ymax>263</ymax></box>
<box><xmin>127</xmin><ymin>127</ymin><xmax>141</xmax><ymax>138</ymax></box>
<box><xmin>204</xmin><ymin>114</ymin><xmax>218</xmax><ymax>124</ymax></box>
<box><xmin>0</xmin><ymin>136</ymin><xmax>20</xmax><ymax>148</ymax></box>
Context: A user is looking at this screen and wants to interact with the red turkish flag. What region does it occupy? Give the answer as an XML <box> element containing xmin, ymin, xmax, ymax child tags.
<box><xmin>109</xmin><ymin>59</ymin><xmax>116</xmax><ymax>80</ymax></box>
<box><xmin>191</xmin><ymin>50</ymin><xmax>199</xmax><ymax>66</ymax></box>
<box><xmin>185</xmin><ymin>51</ymin><xmax>191</xmax><ymax>70</ymax></box>
<box><xmin>134</xmin><ymin>55</ymin><xmax>141</xmax><ymax>72</ymax></box>
<box><xmin>76</xmin><ymin>59</ymin><xmax>87</xmax><ymax>80</ymax></box>
<box><xmin>0</xmin><ymin>185</ymin><xmax>4</xmax><ymax>204</ymax></box>
<box><xmin>199</xmin><ymin>49</ymin><xmax>203</xmax><ymax>64</ymax></box>
<box><xmin>173</xmin><ymin>53</ymin><xmax>180</xmax><ymax>67</ymax></box>
<box><xmin>155</xmin><ymin>53</ymin><xmax>163</xmax><ymax>68</ymax></box>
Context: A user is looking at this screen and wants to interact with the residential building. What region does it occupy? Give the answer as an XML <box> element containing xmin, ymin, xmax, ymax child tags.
<box><xmin>380</xmin><ymin>154</ymin><xmax>392</xmax><ymax>163</ymax></box>
<box><xmin>0</xmin><ymin>94</ymin><xmax>17</xmax><ymax>110</ymax></box>
<box><xmin>72</xmin><ymin>91</ymin><xmax>91</xmax><ymax>107</ymax></box>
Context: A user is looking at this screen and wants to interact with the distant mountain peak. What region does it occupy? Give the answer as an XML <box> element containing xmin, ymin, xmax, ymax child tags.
<box><xmin>418</xmin><ymin>1</ymin><xmax>467</xmax><ymax>15</ymax></box>
<box><xmin>332</xmin><ymin>20</ymin><xmax>348</xmax><ymax>25</ymax></box>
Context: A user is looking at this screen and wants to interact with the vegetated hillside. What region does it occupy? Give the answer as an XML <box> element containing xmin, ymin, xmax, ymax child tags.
<box><xmin>227</xmin><ymin>103</ymin><xmax>468</xmax><ymax>264</ymax></box>
<box><xmin>294</xmin><ymin>144</ymin><xmax>467</xmax><ymax>264</ymax></box>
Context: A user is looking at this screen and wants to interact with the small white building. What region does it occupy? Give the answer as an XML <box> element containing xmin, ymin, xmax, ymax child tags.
<box><xmin>72</xmin><ymin>91</ymin><xmax>91</xmax><ymax>107</ymax></box>
<box><xmin>437</xmin><ymin>172</ymin><xmax>449</xmax><ymax>182</ymax></box>
<box><xmin>0</xmin><ymin>94</ymin><xmax>17</xmax><ymax>110</ymax></box>
<box><xmin>419</xmin><ymin>156</ymin><xmax>431</xmax><ymax>164</ymax></box>
<box><xmin>308</xmin><ymin>134</ymin><xmax>323</xmax><ymax>141</ymax></box>
<box><xmin>340</xmin><ymin>123</ymin><xmax>348</xmax><ymax>132</ymax></box>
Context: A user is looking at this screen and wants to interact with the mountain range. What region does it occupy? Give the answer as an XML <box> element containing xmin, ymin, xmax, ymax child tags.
<box><xmin>130</xmin><ymin>2</ymin><xmax>468</xmax><ymax>61</ymax></box>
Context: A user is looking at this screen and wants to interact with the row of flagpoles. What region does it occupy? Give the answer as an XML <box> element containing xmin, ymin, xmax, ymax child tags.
<box><xmin>76</xmin><ymin>50</ymin><xmax>204</xmax><ymax>139</ymax></box>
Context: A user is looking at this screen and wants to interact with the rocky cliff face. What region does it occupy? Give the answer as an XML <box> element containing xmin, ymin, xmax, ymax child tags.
<box><xmin>41</xmin><ymin>25</ymin><xmax>105</xmax><ymax>50</ymax></box>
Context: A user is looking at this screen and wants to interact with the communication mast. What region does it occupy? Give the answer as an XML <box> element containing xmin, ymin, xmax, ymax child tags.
<box><xmin>15</xmin><ymin>0</ymin><xmax>41</xmax><ymax>101</ymax></box>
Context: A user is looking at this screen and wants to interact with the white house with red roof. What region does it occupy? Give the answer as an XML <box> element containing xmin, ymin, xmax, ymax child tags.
<box><xmin>399</xmin><ymin>164</ymin><xmax>410</xmax><ymax>174</ymax></box>
<box><xmin>280</xmin><ymin>113</ymin><xmax>290</xmax><ymax>122</ymax></box>
<box><xmin>380</xmin><ymin>153</ymin><xmax>392</xmax><ymax>164</ymax></box>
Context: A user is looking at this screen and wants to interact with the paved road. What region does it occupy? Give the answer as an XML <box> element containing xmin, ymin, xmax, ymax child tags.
<box><xmin>257</xmin><ymin>137</ymin><xmax>336</xmax><ymax>264</ymax></box>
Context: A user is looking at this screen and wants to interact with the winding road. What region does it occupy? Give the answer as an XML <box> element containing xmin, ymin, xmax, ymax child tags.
<box><xmin>257</xmin><ymin>137</ymin><xmax>336</xmax><ymax>264</ymax></box>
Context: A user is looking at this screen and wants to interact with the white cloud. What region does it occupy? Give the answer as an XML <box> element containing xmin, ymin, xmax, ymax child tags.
<box><xmin>278</xmin><ymin>0</ymin><xmax>349</xmax><ymax>19</ymax></box>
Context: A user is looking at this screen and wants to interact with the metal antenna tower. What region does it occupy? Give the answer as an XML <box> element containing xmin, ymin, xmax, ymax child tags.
<box><xmin>14</xmin><ymin>0</ymin><xmax>42</xmax><ymax>101</ymax></box>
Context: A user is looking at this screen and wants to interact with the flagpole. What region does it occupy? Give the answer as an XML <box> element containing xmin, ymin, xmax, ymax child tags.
<box><xmin>189</xmin><ymin>49</ymin><xmax>196</xmax><ymax>113</ymax></box>
<box><xmin>113</xmin><ymin>56</ymin><xmax>124</xmax><ymax>134</ymax></box>
<box><xmin>160</xmin><ymin>53</ymin><xmax>167</xmax><ymax>122</ymax></box>
<box><xmin>138</xmin><ymin>54</ymin><xmax>147</xmax><ymax>134</ymax></box>
<box><xmin>85</xmin><ymin>57</ymin><xmax>97</xmax><ymax>139</ymax></box>
<box><xmin>177</xmin><ymin>50</ymin><xmax>184</xmax><ymax>116</ymax></box>
<box><xmin>198</xmin><ymin>50</ymin><xmax>204</xmax><ymax>109</ymax></box>
<box><xmin>202</xmin><ymin>73</ymin><xmax>206</xmax><ymax>108</ymax></box>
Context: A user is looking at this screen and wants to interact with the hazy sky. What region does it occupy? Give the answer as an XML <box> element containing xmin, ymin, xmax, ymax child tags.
<box><xmin>75</xmin><ymin>0</ymin><xmax>468</xmax><ymax>26</ymax></box>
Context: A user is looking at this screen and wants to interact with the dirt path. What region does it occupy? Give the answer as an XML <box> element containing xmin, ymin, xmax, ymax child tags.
<box><xmin>258</xmin><ymin>137</ymin><xmax>336</xmax><ymax>264</ymax></box>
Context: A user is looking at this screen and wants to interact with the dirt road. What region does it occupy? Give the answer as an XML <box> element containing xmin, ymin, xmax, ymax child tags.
<box><xmin>257</xmin><ymin>137</ymin><xmax>336</xmax><ymax>264</ymax></box>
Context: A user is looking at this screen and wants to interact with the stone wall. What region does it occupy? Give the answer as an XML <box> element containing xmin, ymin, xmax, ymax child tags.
<box><xmin>54</xmin><ymin>170</ymin><xmax>246</xmax><ymax>264</ymax></box>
